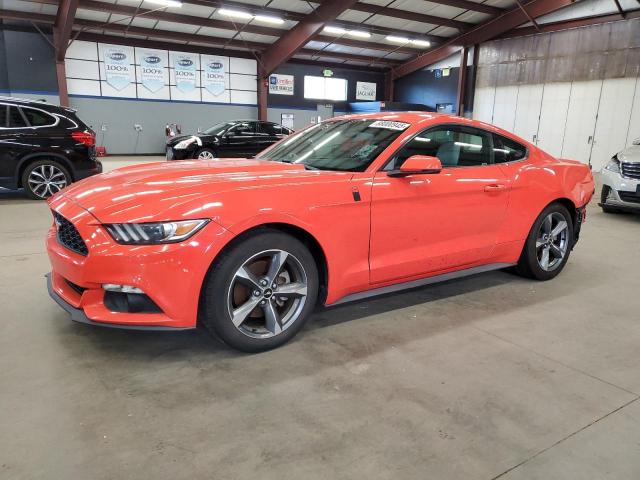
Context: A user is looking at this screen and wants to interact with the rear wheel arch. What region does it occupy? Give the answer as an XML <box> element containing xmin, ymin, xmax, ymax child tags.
<box><xmin>17</xmin><ymin>153</ymin><xmax>74</xmax><ymax>187</ymax></box>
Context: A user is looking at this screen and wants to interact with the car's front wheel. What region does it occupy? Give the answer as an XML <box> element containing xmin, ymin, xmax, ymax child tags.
<box><xmin>195</xmin><ymin>148</ymin><xmax>217</xmax><ymax>160</ymax></box>
<box><xmin>201</xmin><ymin>229</ymin><xmax>319</xmax><ymax>352</ymax></box>
<box><xmin>21</xmin><ymin>159</ymin><xmax>71</xmax><ymax>200</ymax></box>
<box><xmin>516</xmin><ymin>203</ymin><xmax>574</xmax><ymax>281</ymax></box>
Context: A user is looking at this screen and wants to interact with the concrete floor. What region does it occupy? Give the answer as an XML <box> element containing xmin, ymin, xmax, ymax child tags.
<box><xmin>1</xmin><ymin>156</ymin><xmax>639</xmax><ymax>479</ymax></box>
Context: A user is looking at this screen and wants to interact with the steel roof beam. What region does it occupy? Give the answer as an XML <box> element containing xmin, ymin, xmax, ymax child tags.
<box><xmin>392</xmin><ymin>0</ymin><xmax>575</xmax><ymax>78</ymax></box>
<box><xmin>259</xmin><ymin>0</ymin><xmax>360</xmax><ymax>76</ymax></box>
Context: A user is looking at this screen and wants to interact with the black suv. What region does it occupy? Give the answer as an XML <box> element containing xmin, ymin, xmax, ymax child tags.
<box><xmin>166</xmin><ymin>120</ymin><xmax>293</xmax><ymax>160</ymax></box>
<box><xmin>0</xmin><ymin>97</ymin><xmax>102</xmax><ymax>199</ymax></box>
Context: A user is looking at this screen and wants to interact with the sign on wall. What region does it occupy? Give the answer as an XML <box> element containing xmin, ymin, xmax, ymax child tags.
<box><xmin>140</xmin><ymin>49</ymin><xmax>165</xmax><ymax>93</ymax></box>
<box><xmin>174</xmin><ymin>53</ymin><xmax>197</xmax><ymax>93</ymax></box>
<box><xmin>356</xmin><ymin>81</ymin><xmax>377</xmax><ymax>101</ymax></box>
<box><xmin>203</xmin><ymin>56</ymin><xmax>226</xmax><ymax>96</ymax></box>
<box><xmin>269</xmin><ymin>74</ymin><xmax>294</xmax><ymax>95</ymax></box>
<box><xmin>103</xmin><ymin>45</ymin><xmax>132</xmax><ymax>91</ymax></box>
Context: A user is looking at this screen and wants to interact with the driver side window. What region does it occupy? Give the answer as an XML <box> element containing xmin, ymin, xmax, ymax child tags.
<box><xmin>229</xmin><ymin>122</ymin><xmax>254</xmax><ymax>136</ymax></box>
<box><xmin>387</xmin><ymin>126</ymin><xmax>491</xmax><ymax>170</ymax></box>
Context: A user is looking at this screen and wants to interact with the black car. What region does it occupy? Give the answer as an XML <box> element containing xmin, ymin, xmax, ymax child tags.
<box><xmin>166</xmin><ymin>120</ymin><xmax>293</xmax><ymax>160</ymax></box>
<box><xmin>0</xmin><ymin>97</ymin><xmax>102</xmax><ymax>199</ymax></box>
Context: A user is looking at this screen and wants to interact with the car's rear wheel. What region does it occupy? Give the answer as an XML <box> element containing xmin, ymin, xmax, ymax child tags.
<box><xmin>516</xmin><ymin>203</ymin><xmax>574</xmax><ymax>281</ymax></box>
<box><xmin>21</xmin><ymin>159</ymin><xmax>71</xmax><ymax>200</ymax></box>
<box><xmin>195</xmin><ymin>148</ymin><xmax>216</xmax><ymax>160</ymax></box>
<box><xmin>600</xmin><ymin>186</ymin><xmax>621</xmax><ymax>213</ymax></box>
<box><xmin>201</xmin><ymin>230</ymin><xmax>318</xmax><ymax>352</ymax></box>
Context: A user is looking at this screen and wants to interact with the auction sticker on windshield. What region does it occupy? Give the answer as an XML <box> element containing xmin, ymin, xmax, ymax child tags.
<box><xmin>369</xmin><ymin>121</ymin><xmax>410</xmax><ymax>131</ymax></box>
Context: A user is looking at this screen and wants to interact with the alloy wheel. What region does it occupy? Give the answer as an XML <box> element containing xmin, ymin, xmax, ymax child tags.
<box><xmin>27</xmin><ymin>164</ymin><xmax>68</xmax><ymax>199</ymax></box>
<box><xmin>227</xmin><ymin>249</ymin><xmax>308</xmax><ymax>339</ymax></box>
<box><xmin>536</xmin><ymin>212</ymin><xmax>569</xmax><ymax>272</ymax></box>
<box><xmin>198</xmin><ymin>150</ymin><xmax>215</xmax><ymax>160</ymax></box>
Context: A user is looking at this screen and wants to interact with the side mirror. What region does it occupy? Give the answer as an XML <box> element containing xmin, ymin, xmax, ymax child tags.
<box><xmin>388</xmin><ymin>155</ymin><xmax>442</xmax><ymax>177</ymax></box>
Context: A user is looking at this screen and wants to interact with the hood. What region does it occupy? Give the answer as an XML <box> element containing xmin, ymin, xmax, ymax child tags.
<box><xmin>166</xmin><ymin>134</ymin><xmax>217</xmax><ymax>146</ymax></box>
<box><xmin>618</xmin><ymin>145</ymin><xmax>640</xmax><ymax>163</ymax></box>
<box><xmin>59</xmin><ymin>159</ymin><xmax>316</xmax><ymax>224</ymax></box>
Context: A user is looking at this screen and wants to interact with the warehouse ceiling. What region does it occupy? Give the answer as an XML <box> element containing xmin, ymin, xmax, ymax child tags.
<box><xmin>0</xmin><ymin>0</ymin><xmax>638</xmax><ymax>73</ymax></box>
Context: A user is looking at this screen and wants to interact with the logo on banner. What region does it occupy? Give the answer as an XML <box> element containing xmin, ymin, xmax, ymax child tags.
<box><xmin>269</xmin><ymin>74</ymin><xmax>294</xmax><ymax>95</ymax></box>
<box><xmin>204</xmin><ymin>58</ymin><xmax>226</xmax><ymax>96</ymax></box>
<box><xmin>355</xmin><ymin>81</ymin><xmax>376</xmax><ymax>101</ymax></box>
<box><xmin>140</xmin><ymin>50</ymin><xmax>165</xmax><ymax>93</ymax></box>
<box><xmin>174</xmin><ymin>54</ymin><xmax>197</xmax><ymax>93</ymax></box>
<box><xmin>104</xmin><ymin>47</ymin><xmax>132</xmax><ymax>91</ymax></box>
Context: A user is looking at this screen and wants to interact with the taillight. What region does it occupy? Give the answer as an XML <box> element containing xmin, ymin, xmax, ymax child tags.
<box><xmin>71</xmin><ymin>131</ymin><xmax>96</xmax><ymax>146</ymax></box>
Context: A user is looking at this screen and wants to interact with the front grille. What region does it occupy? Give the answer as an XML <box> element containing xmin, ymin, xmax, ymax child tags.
<box><xmin>621</xmin><ymin>162</ymin><xmax>640</xmax><ymax>180</ymax></box>
<box><xmin>618</xmin><ymin>191</ymin><xmax>640</xmax><ymax>204</ymax></box>
<box><xmin>53</xmin><ymin>212</ymin><xmax>88</xmax><ymax>256</ymax></box>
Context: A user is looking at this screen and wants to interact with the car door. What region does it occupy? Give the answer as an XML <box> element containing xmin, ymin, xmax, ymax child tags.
<box><xmin>220</xmin><ymin>121</ymin><xmax>258</xmax><ymax>157</ymax></box>
<box><xmin>255</xmin><ymin>122</ymin><xmax>280</xmax><ymax>154</ymax></box>
<box><xmin>0</xmin><ymin>105</ymin><xmax>30</xmax><ymax>187</ymax></box>
<box><xmin>369</xmin><ymin>124</ymin><xmax>511</xmax><ymax>284</ymax></box>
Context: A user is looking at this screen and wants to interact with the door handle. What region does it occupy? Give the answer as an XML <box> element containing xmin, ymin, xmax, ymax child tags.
<box><xmin>484</xmin><ymin>184</ymin><xmax>507</xmax><ymax>192</ymax></box>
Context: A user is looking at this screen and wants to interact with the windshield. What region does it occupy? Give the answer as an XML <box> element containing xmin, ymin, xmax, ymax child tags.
<box><xmin>256</xmin><ymin>119</ymin><xmax>410</xmax><ymax>171</ymax></box>
<box><xmin>202</xmin><ymin>122</ymin><xmax>236</xmax><ymax>136</ymax></box>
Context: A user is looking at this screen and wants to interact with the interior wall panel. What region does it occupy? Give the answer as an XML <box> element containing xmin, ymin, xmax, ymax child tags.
<box><xmin>561</xmin><ymin>80</ymin><xmax>603</xmax><ymax>163</ymax></box>
<box><xmin>513</xmin><ymin>84</ymin><xmax>543</xmax><ymax>144</ymax></box>
<box><xmin>536</xmin><ymin>82</ymin><xmax>572</xmax><ymax>158</ymax></box>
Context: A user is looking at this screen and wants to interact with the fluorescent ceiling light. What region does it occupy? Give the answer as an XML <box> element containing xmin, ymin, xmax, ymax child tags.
<box><xmin>145</xmin><ymin>0</ymin><xmax>182</xmax><ymax>7</ymax></box>
<box><xmin>386</xmin><ymin>35</ymin><xmax>409</xmax><ymax>44</ymax></box>
<box><xmin>254</xmin><ymin>15</ymin><xmax>284</xmax><ymax>24</ymax></box>
<box><xmin>347</xmin><ymin>30</ymin><xmax>371</xmax><ymax>38</ymax></box>
<box><xmin>218</xmin><ymin>8</ymin><xmax>253</xmax><ymax>19</ymax></box>
<box><xmin>411</xmin><ymin>39</ymin><xmax>431</xmax><ymax>47</ymax></box>
<box><xmin>323</xmin><ymin>26</ymin><xmax>347</xmax><ymax>35</ymax></box>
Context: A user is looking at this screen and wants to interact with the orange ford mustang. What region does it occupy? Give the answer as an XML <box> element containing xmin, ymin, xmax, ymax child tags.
<box><xmin>46</xmin><ymin>113</ymin><xmax>595</xmax><ymax>351</ymax></box>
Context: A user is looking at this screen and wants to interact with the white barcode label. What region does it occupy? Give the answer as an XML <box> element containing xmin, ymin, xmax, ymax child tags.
<box><xmin>369</xmin><ymin>121</ymin><xmax>410</xmax><ymax>131</ymax></box>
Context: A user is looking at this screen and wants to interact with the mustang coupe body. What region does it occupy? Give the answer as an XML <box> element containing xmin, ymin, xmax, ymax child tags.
<box><xmin>46</xmin><ymin>113</ymin><xmax>594</xmax><ymax>351</ymax></box>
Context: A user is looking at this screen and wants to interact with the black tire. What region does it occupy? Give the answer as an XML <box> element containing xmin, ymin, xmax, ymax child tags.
<box><xmin>201</xmin><ymin>229</ymin><xmax>319</xmax><ymax>352</ymax></box>
<box><xmin>21</xmin><ymin>159</ymin><xmax>71</xmax><ymax>200</ymax></box>
<box><xmin>194</xmin><ymin>148</ymin><xmax>217</xmax><ymax>160</ymax></box>
<box><xmin>515</xmin><ymin>203</ymin><xmax>574</xmax><ymax>281</ymax></box>
<box><xmin>600</xmin><ymin>186</ymin><xmax>620</xmax><ymax>213</ymax></box>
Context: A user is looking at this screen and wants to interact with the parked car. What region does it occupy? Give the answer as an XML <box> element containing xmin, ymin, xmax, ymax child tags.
<box><xmin>46</xmin><ymin>113</ymin><xmax>594</xmax><ymax>352</ymax></box>
<box><xmin>165</xmin><ymin>120</ymin><xmax>293</xmax><ymax>160</ymax></box>
<box><xmin>599</xmin><ymin>138</ymin><xmax>640</xmax><ymax>213</ymax></box>
<box><xmin>0</xmin><ymin>97</ymin><xmax>101</xmax><ymax>199</ymax></box>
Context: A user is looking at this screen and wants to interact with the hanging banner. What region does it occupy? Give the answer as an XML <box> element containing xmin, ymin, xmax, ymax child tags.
<box><xmin>140</xmin><ymin>49</ymin><xmax>165</xmax><ymax>93</ymax></box>
<box><xmin>356</xmin><ymin>81</ymin><xmax>377</xmax><ymax>101</ymax></box>
<box><xmin>102</xmin><ymin>45</ymin><xmax>132</xmax><ymax>91</ymax></box>
<box><xmin>174</xmin><ymin>53</ymin><xmax>197</xmax><ymax>93</ymax></box>
<box><xmin>269</xmin><ymin>74</ymin><xmax>294</xmax><ymax>95</ymax></box>
<box><xmin>202</xmin><ymin>56</ymin><xmax>226</xmax><ymax>96</ymax></box>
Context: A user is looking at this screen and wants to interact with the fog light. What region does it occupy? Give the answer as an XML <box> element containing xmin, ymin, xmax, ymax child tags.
<box><xmin>102</xmin><ymin>284</ymin><xmax>144</xmax><ymax>294</ymax></box>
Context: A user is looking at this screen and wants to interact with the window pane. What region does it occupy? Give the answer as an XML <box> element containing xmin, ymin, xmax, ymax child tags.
<box><xmin>304</xmin><ymin>76</ymin><xmax>347</xmax><ymax>101</ymax></box>
<box><xmin>22</xmin><ymin>108</ymin><xmax>54</xmax><ymax>127</ymax></box>
<box><xmin>257</xmin><ymin>122</ymin><xmax>278</xmax><ymax>135</ymax></box>
<box><xmin>493</xmin><ymin>134</ymin><xmax>527</xmax><ymax>163</ymax></box>
<box><xmin>8</xmin><ymin>107</ymin><xmax>27</xmax><ymax>128</ymax></box>
<box><xmin>257</xmin><ymin>119</ymin><xmax>407</xmax><ymax>172</ymax></box>
<box><xmin>390</xmin><ymin>127</ymin><xmax>490</xmax><ymax>169</ymax></box>
<box><xmin>0</xmin><ymin>106</ymin><xmax>7</xmax><ymax>128</ymax></box>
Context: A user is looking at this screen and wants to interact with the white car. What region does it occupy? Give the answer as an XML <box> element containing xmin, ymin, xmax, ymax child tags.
<box><xmin>600</xmin><ymin>138</ymin><xmax>640</xmax><ymax>213</ymax></box>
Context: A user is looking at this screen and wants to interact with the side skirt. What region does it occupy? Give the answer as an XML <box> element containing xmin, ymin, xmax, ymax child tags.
<box><xmin>329</xmin><ymin>263</ymin><xmax>515</xmax><ymax>306</ymax></box>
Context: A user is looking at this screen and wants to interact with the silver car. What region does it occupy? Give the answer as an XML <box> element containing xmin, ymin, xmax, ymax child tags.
<box><xmin>600</xmin><ymin>138</ymin><xmax>640</xmax><ymax>213</ymax></box>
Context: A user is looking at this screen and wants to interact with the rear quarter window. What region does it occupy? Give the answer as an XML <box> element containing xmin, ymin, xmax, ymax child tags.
<box><xmin>22</xmin><ymin>107</ymin><xmax>56</xmax><ymax>127</ymax></box>
<box><xmin>492</xmin><ymin>133</ymin><xmax>527</xmax><ymax>163</ymax></box>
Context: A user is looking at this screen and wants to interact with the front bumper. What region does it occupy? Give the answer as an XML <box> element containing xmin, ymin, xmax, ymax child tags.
<box><xmin>46</xmin><ymin>193</ymin><xmax>233</xmax><ymax>330</ymax></box>
<box><xmin>599</xmin><ymin>168</ymin><xmax>640</xmax><ymax>210</ymax></box>
<box><xmin>46</xmin><ymin>273</ymin><xmax>192</xmax><ymax>331</ymax></box>
<box><xmin>165</xmin><ymin>147</ymin><xmax>194</xmax><ymax>161</ymax></box>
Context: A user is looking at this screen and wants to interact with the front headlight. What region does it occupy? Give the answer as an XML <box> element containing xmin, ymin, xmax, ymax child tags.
<box><xmin>604</xmin><ymin>155</ymin><xmax>620</xmax><ymax>174</ymax></box>
<box><xmin>174</xmin><ymin>137</ymin><xmax>199</xmax><ymax>150</ymax></box>
<box><xmin>105</xmin><ymin>219</ymin><xmax>209</xmax><ymax>245</ymax></box>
